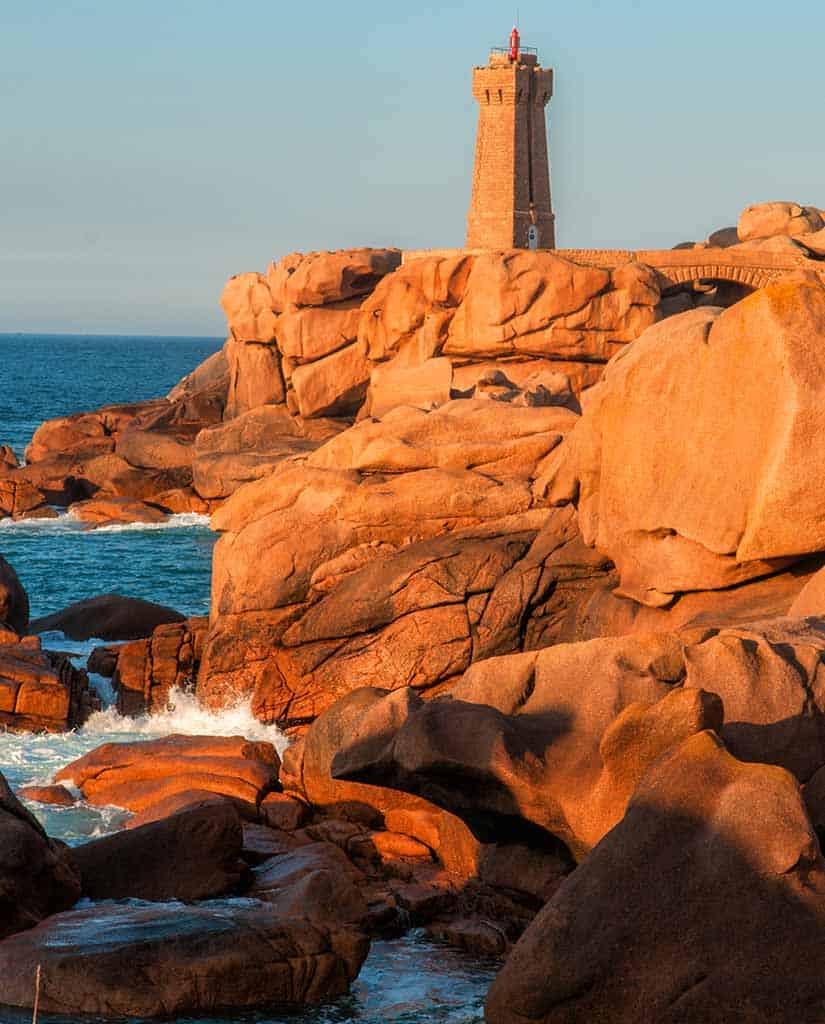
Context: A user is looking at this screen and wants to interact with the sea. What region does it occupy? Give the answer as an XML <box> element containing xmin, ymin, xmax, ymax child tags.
<box><xmin>0</xmin><ymin>334</ymin><xmax>496</xmax><ymax>1023</ymax></box>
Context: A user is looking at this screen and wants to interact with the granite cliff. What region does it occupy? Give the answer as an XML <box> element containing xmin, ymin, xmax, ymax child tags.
<box><xmin>5</xmin><ymin>200</ymin><xmax>825</xmax><ymax>1020</ymax></box>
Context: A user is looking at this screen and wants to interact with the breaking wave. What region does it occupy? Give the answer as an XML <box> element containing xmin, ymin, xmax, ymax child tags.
<box><xmin>0</xmin><ymin>511</ymin><xmax>210</xmax><ymax>534</ymax></box>
<box><xmin>1</xmin><ymin>688</ymin><xmax>287</xmax><ymax>844</ymax></box>
<box><xmin>82</xmin><ymin>686</ymin><xmax>287</xmax><ymax>750</ymax></box>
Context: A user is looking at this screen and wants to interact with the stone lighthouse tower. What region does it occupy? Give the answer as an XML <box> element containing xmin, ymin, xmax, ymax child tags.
<box><xmin>466</xmin><ymin>33</ymin><xmax>555</xmax><ymax>250</ymax></box>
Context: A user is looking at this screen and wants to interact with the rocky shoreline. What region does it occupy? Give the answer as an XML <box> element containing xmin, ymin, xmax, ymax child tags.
<box><xmin>4</xmin><ymin>199</ymin><xmax>825</xmax><ymax>1020</ymax></box>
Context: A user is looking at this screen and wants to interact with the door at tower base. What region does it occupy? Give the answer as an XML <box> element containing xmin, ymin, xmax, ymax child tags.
<box><xmin>466</xmin><ymin>47</ymin><xmax>556</xmax><ymax>251</ymax></box>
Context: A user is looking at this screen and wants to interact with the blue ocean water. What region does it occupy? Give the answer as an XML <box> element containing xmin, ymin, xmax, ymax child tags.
<box><xmin>1</xmin><ymin>334</ymin><xmax>223</xmax><ymax>619</ymax></box>
<box><xmin>1</xmin><ymin>334</ymin><xmax>223</xmax><ymax>460</ymax></box>
<box><xmin>0</xmin><ymin>335</ymin><xmax>498</xmax><ymax>1024</ymax></box>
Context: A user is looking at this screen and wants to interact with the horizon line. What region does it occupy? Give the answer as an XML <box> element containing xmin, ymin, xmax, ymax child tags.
<box><xmin>0</xmin><ymin>331</ymin><xmax>225</xmax><ymax>340</ymax></box>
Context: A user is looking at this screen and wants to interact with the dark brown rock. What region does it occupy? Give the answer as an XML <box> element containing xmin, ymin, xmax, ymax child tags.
<box><xmin>0</xmin><ymin>898</ymin><xmax>369</xmax><ymax>1015</ymax></box>
<box><xmin>333</xmin><ymin>667</ymin><xmax>722</xmax><ymax>859</ymax></box>
<box><xmin>87</xmin><ymin>643</ymin><xmax>121</xmax><ymax>677</ymax></box>
<box><xmin>260</xmin><ymin>791</ymin><xmax>309</xmax><ymax>831</ymax></box>
<box><xmin>68</xmin><ymin>802</ymin><xmax>245</xmax><ymax>901</ymax></box>
<box><xmin>31</xmin><ymin>593</ymin><xmax>185</xmax><ymax>641</ymax></box>
<box><xmin>0</xmin><ymin>555</ymin><xmax>28</xmax><ymax>634</ymax></box>
<box><xmin>0</xmin><ymin>771</ymin><xmax>81</xmax><ymax>939</ymax></box>
<box><xmin>486</xmin><ymin>730</ymin><xmax>825</xmax><ymax>1024</ymax></box>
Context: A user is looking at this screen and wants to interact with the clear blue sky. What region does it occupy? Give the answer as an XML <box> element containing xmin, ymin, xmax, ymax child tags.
<box><xmin>2</xmin><ymin>0</ymin><xmax>823</xmax><ymax>334</ymax></box>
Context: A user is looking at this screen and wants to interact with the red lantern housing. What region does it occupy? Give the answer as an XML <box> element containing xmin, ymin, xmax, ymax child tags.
<box><xmin>509</xmin><ymin>26</ymin><xmax>520</xmax><ymax>62</ymax></box>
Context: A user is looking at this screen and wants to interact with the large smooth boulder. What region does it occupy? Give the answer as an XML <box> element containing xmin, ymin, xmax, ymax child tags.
<box><xmin>281</xmin><ymin>688</ymin><xmax>500</xmax><ymax>880</ymax></box>
<box><xmin>220</xmin><ymin>272</ymin><xmax>278</xmax><ymax>343</ymax></box>
<box><xmin>68</xmin><ymin>802</ymin><xmax>245</xmax><ymax>901</ymax></box>
<box><xmin>0</xmin><ymin>478</ymin><xmax>51</xmax><ymax>520</ymax></box>
<box><xmin>333</xmin><ymin>656</ymin><xmax>719</xmax><ymax>859</ymax></box>
<box><xmin>444</xmin><ymin>255</ymin><xmax>656</xmax><ymax>361</ymax></box>
<box><xmin>290</xmin><ymin>339</ymin><xmax>370</xmax><ymax>418</ymax></box>
<box><xmin>0</xmin><ymin>898</ymin><xmax>369</xmax><ymax>1015</ymax></box>
<box><xmin>249</xmin><ymin>840</ymin><xmax>369</xmax><ymax>934</ymax></box>
<box><xmin>31</xmin><ymin>593</ymin><xmax>185</xmax><ymax>641</ymax></box>
<box><xmin>126</xmin><ymin>790</ymin><xmax>260</xmax><ymax>829</ymax></box>
<box><xmin>24</xmin><ymin>402</ymin><xmax>156</xmax><ymax>464</ymax></box>
<box><xmin>0</xmin><ymin>771</ymin><xmax>80</xmax><ymax>939</ymax></box>
<box><xmin>737</xmin><ymin>200</ymin><xmax>823</xmax><ymax>242</ymax></box>
<box><xmin>486</xmin><ymin>731</ymin><xmax>825</xmax><ymax>1024</ymax></box>
<box><xmin>359</xmin><ymin>252</ymin><xmax>659</xmax><ymax>375</ymax></box>
<box><xmin>549</xmin><ymin>281</ymin><xmax>825</xmax><ymax>606</ymax></box>
<box><xmin>56</xmin><ymin>734</ymin><xmax>280</xmax><ymax>812</ymax></box>
<box><xmin>268</xmin><ymin>248</ymin><xmax>401</xmax><ymax>308</ymax></box>
<box><xmin>277</xmin><ymin>301</ymin><xmax>362</xmax><ymax>363</ymax></box>
<box><xmin>168</xmin><ymin>347</ymin><xmax>229</xmax><ymax>403</ymax></box>
<box><xmin>367</xmin><ymin>356</ymin><xmax>453</xmax><ymax>418</ymax></box>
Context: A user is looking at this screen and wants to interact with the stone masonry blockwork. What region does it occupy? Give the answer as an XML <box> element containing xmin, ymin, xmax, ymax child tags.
<box><xmin>466</xmin><ymin>52</ymin><xmax>555</xmax><ymax>250</ymax></box>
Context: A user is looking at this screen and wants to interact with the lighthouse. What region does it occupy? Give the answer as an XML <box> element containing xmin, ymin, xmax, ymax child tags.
<box><xmin>466</xmin><ymin>33</ymin><xmax>556</xmax><ymax>250</ymax></box>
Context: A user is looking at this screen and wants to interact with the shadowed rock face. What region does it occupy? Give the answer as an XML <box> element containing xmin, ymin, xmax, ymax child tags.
<box><xmin>331</xmin><ymin>618</ymin><xmax>825</xmax><ymax>858</ymax></box>
<box><xmin>0</xmin><ymin>555</ymin><xmax>28</xmax><ymax>634</ymax></box>
<box><xmin>546</xmin><ymin>280</ymin><xmax>825</xmax><ymax>607</ymax></box>
<box><xmin>68</xmin><ymin>802</ymin><xmax>246</xmax><ymax>902</ymax></box>
<box><xmin>485</xmin><ymin>731</ymin><xmax>825</xmax><ymax>1024</ymax></box>
<box><xmin>0</xmin><ymin>771</ymin><xmax>81</xmax><ymax>940</ymax></box>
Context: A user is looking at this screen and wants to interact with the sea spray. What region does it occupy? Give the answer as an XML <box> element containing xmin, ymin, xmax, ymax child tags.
<box><xmin>0</xmin><ymin>511</ymin><xmax>211</xmax><ymax>534</ymax></box>
<box><xmin>66</xmin><ymin>511</ymin><xmax>212</xmax><ymax>533</ymax></box>
<box><xmin>81</xmin><ymin>687</ymin><xmax>287</xmax><ymax>749</ymax></box>
<box><xmin>0</xmin><ymin>688</ymin><xmax>287</xmax><ymax>844</ymax></box>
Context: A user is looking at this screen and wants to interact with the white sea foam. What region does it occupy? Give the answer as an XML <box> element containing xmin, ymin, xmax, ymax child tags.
<box><xmin>0</xmin><ymin>512</ymin><xmax>69</xmax><ymax>532</ymax></box>
<box><xmin>1</xmin><ymin>688</ymin><xmax>288</xmax><ymax>844</ymax></box>
<box><xmin>78</xmin><ymin>512</ymin><xmax>211</xmax><ymax>533</ymax></box>
<box><xmin>80</xmin><ymin>686</ymin><xmax>288</xmax><ymax>752</ymax></box>
<box><xmin>0</xmin><ymin>511</ymin><xmax>210</xmax><ymax>533</ymax></box>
